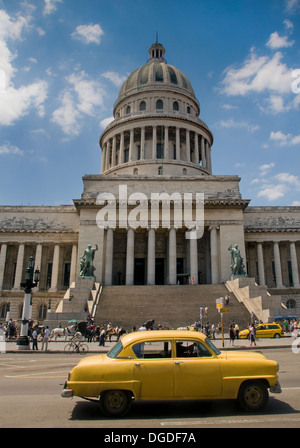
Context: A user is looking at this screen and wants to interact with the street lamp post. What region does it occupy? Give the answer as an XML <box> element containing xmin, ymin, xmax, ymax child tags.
<box><xmin>17</xmin><ymin>256</ymin><xmax>40</xmax><ymax>350</ymax></box>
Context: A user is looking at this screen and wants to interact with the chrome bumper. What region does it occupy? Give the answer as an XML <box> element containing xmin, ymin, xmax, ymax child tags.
<box><xmin>270</xmin><ymin>381</ymin><xmax>282</xmax><ymax>394</ymax></box>
<box><xmin>61</xmin><ymin>388</ymin><xmax>73</xmax><ymax>398</ymax></box>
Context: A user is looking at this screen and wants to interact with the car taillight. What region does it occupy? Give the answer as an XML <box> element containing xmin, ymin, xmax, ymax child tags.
<box><xmin>68</xmin><ymin>372</ymin><xmax>70</xmax><ymax>381</ymax></box>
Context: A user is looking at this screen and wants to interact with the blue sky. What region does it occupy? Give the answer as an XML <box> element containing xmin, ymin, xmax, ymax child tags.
<box><xmin>0</xmin><ymin>0</ymin><xmax>299</xmax><ymax>206</ymax></box>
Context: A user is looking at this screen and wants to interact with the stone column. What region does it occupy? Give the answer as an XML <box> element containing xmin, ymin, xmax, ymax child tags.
<box><xmin>49</xmin><ymin>244</ymin><xmax>60</xmax><ymax>291</ymax></box>
<box><xmin>209</xmin><ymin>226</ymin><xmax>219</xmax><ymax>284</ymax></box>
<box><xmin>164</xmin><ymin>126</ymin><xmax>169</xmax><ymax>160</ymax></box>
<box><xmin>257</xmin><ymin>242</ymin><xmax>265</xmax><ymax>286</ymax></box>
<box><xmin>201</xmin><ymin>136</ymin><xmax>206</xmax><ymax>168</ymax></box>
<box><xmin>147</xmin><ymin>228</ymin><xmax>155</xmax><ymax>285</ymax></box>
<box><xmin>101</xmin><ymin>145</ymin><xmax>106</xmax><ymax>173</ymax></box>
<box><xmin>70</xmin><ymin>243</ymin><xmax>77</xmax><ymax>285</ymax></box>
<box><xmin>106</xmin><ymin>140</ymin><xmax>111</xmax><ymax>170</ymax></box>
<box><xmin>176</xmin><ymin>127</ymin><xmax>180</xmax><ymax>160</ymax></box>
<box><xmin>129</xmin><ymin>129</ymin><xmax>134</xmax><ymax>161</ymax></box>
<box><xmin>140</xmin><ymin>127</ymin><xmax>145</xmax><ymax>160</ymax></box>
<box><xmin>152</xmin><ymin>126</ymin><xmax>157</xmax><ymax>159</ymax></box>
<box><xmin>273</xmin><ymin>242</ymin><xmax>283</xmax><ymax>288</ymax></box>
<box><xmin>194</xmin><ymin>133</ymin><xmax>199</xmax><ymax>164</ymax></box>
<box><xmin>120</xmin><ymin>131</ymin><xmax>125</xmax><ymax>164</ymax></box>
<box><xmin>126</xmin><ymin>228</ymin><xmax>135</xmax><ymax>285</ymax></box>
<box><xmin>13</xmin><ymin>243</ymin><xmax>25</xmax><ymax>290</ymax></box>
<box><xmin>112</xmin><ymin>135</ymin><xmax>117</xmax><ymax>167</ymax></box>
<box><xmin>189</xmin><ymin>239</ymin><xmax>198</xmax><ymax>284</ymax></box>
<box><xmin>34</xmin><ymin>244</ymin><xmax>42</xmax><ymax>291</ymax></box>
<box><xmin>0</xmin><ymin>243</ymin><xmax>7</xmax><ymax>290</ymax></box>
<box><xmin>290</xmin><ymin>242</ymin><xmax>300</xmax><ymax>288</ymax></box>
<box><xmin>168</xmin><ymin>228</ymin><xmax>177</xmax><ymax>284</ymax></box>
<box><xmin>206</xmin><ymin>141</ymin><xmax>212</xmax><ymax>172</ymax></box>
<box><xmin>186</xmin><ymin>129</ymin><xmax>190</xmax><ymax>162</ymax></box>
<box><xmin>105</xmin><ymin>228</ymin><xmax>114</xmax><ymax>285</ymax></box>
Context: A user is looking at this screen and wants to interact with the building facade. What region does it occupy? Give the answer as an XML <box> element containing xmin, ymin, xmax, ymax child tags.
<box><xmin>1</xmin><ymin>41</ymin><xmax>300</xmax><ymax>322</ymax></box>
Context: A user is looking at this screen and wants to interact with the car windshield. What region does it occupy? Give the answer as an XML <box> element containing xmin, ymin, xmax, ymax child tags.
<box><xmin>205</xmin><ymin>337</ymin><xmax>221</xmax><ymax>355</ymax></box>
<box><xmin>107</xmin><ymin>341</ymin><xmax>123</xmax><ymax>358</ymax></box>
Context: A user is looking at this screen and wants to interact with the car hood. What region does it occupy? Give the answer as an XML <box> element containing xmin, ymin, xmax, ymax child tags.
<box><xmin>219</xmin><ymin>350</ymin><xmax>267</xmax><ymax>360</ymax></box>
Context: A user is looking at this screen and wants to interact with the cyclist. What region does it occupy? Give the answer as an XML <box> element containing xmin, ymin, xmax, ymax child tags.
<box><xmin>70</xmin><ymin>331</ymin><xmax>83</xmax><ymax>352</ymax></box>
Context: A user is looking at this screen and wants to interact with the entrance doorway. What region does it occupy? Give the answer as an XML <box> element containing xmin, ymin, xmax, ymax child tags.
<box><xmin>134</xmin><ymin>258</ymin><xmax>145</xmax><ymax>285</ymax></box>
<box><xmin>155</xmin><ymin>258</ymin><xmax>165</xmax><ymax>284</ymax></box>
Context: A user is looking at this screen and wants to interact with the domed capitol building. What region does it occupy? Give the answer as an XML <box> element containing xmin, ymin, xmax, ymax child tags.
<box><xmin>1</xmin><ymin>41</ymin><xmax>300</xmax><ymax>329</ymax></box>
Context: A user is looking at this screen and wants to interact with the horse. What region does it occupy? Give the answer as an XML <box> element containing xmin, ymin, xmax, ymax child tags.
<box><xmin>105</xmin><ymin>326</ymin><xmax>126</xmax><ymax>342</ymax></box>
<box><xmin>50</xmin><ymin>324</ymin><xmax>77</xmax><ymax>342</ymax></box>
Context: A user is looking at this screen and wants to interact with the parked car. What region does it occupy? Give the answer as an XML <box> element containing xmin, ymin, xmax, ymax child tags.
<box><xmin>61</xmin><ymin>330</ymin><xmax>281</xmax><ymax>417</ymax></box>
<box><xmin>239</xmin><ymin>322</ymin><xmax>284</xmax><ymax>339</ymax></box>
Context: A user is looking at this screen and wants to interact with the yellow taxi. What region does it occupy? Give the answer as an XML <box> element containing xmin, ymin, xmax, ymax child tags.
<box><xmin>61</xmin><ymin>330</ymin><xmax>281</xmax><ymax>417</ymax></box>
<box><xmin>239</xmin><ymin>322</ymin><xmax>284</xmax><ymax>339</ymax></box>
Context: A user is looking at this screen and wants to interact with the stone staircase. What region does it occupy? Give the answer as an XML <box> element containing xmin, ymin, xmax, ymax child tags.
<box><xmin>94</xmin><ymin>284</ymin><xmax>252</xmax><ymax>332</ymax></box>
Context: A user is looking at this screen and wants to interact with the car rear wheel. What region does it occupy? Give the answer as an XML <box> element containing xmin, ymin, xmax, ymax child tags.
<box><xmin>99</xmin><ymin>390</ymin><xmax>132</xmax><ymax>417</ymax></box>
<box><xmin>238</xmin><ymin>381</ymin><xmax>269</xmax><ymax>412</ymax></box>
<box><xmin>274</xmin><ymin>333</ymin><xmax>281</xmax><ymax>338</ymax></box>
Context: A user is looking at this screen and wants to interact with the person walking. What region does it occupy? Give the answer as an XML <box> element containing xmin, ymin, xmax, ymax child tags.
<box><xmin>41</xmin><ymin>326</ymin><xmax>50</xmax><ymax>351</ymax></box>
<box><xmin>249</xmin><ymin>324</ymin><xmax>256</xmax><ymax>346</ymax></box>
<box><xmin>229</xmin><ymin>322</ymin><xmax>235</xmax><ymax>346</ymax></box>
<box><xmin>32</xmin><ymin>328</ymin><xmax>38</xmax><ymax>350</ymax></box>
<box><xmin>234</xmin><ymin>322</ymin><xmax>240</xmax><ymax>339</ymax></box>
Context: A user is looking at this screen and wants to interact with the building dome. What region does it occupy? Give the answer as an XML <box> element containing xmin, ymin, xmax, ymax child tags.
<box><xmin>116</xmin><ymin>42</ymin><xmax>197</xmax><ymax>108</ymax></box>
<box><xmin>100</xmin><ymin>41</ymin><xmax>213</xmax><ymax>177</ymax></box>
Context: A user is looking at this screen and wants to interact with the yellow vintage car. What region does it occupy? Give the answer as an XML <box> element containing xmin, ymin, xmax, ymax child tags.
<box><xmin>61</xmin><ymin>330</ymin><xmax>281</xmax><ymax>417</ymax></box>
<box><xmin>239</xmin><ymin>322</ymin><xmax>284</xmax><ymax>339</ymax></box>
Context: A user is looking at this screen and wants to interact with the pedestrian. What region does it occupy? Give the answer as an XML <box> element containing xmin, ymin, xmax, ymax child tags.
<box><xmin>211</xmin><ymin>323</ymin><xmax>216</xmax><ymax>340</ymax></box>
<box><xmin>234</xmin><ymin>322</ymin><xmax>240</xmax><ymax>339</ymax></box>
<box><xmin>249</xmin><ymin>324</ymin><xmax>256</xmax><ymax>346</ymax></box>
<box><xmin>32</xmin><ymin>327</ymin><xmax>38</xmax><ymax>350</ymax></box>
<box><xmin>41</xmin><ymin>326</ymin><xmax>50</xmax><ymax>351</ymax></box>
<box><xmin>229</xmin><ymin>322</ymin><xmax>235</xmax><ymax>346</ymax></box>
<box><xmin>99</xmin><ymin>327</ymin><xmax>106</xmax><ymax>346</ymax></box>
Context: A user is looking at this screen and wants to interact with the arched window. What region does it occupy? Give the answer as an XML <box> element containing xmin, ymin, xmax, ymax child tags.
<box><xmin>158</xmin><ymin>166</ymin><xmax>163</xmax><ymax>175</ymax></box>
<box><xmin>133</xmin><ymin>168</ymin><xmax>138</xmax><ymax>175</ymax></box>
<box><xmin>126</xmin><ymin>105</ymin><xmax>131</xmax><ymax>114</ymax></box>
<box><xmin>187</xmin><ymin>106</ymin><xmax>191</xmax><ymax>114</ymax></box>
<box><xmin>183</xmin><ymin>168</ymin><xmax>187</xmax><ymax>175</ymax></box>
<box><xmin>156</xmin><ymin>99</ymin><xmax>163</xmax><ymax>110</ymax></box>
<box><xmin>139</xmin><ymin>101</ymin><xmax>146</xmax><ymax>111</ymax></box>
<box><xmin>38</xmin><ymin>304</ymin><xmax>48</xmax><ymax>319</ymax></box>
<box><xmin>173</xmin><ymin>101</ymin><xmax>179</xmax><ymax>111</ymax></box>
<box><xmin>286</xmin><ymin>299</ymin><xmax>296</xmax><ymax>309</ymax></box>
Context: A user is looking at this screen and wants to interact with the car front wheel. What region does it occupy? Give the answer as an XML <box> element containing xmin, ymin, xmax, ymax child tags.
<box><xmin>99</xmin><ymin>390</ymin><xmax>132</xmax><ymax>417</ymax></box>
<box><xmin>238</xmin><ymin>381</ymin><xmax>269</xmax><ymax>412</ymax></box>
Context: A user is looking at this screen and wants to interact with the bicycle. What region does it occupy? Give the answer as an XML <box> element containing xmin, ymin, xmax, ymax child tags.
<box><xmin>64</xmin><ymin>340</ymin><xmax>89</xmax><ymax>354</ymax></box>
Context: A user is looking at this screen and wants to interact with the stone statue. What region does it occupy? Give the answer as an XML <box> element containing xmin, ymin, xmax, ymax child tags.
<box><xmin>80</xmin><ymin>244</ymin><xmax>98</xmax><ymax>277</ymax></box>
<box><xmin>228</xmin><ymin>244</ymin><xmax>246</xmax><ymax>276</ymax></box>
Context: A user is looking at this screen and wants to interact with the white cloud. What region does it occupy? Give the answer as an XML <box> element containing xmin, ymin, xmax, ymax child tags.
<box><xmin>259</xmin><ymin>163</ymin><xmax>275</xmax><ymax>175</ymax></box>
<box><xmin>43</xmin><ymin>0</ymin><xmax>63</xmax><ymax>16</ymax></box>
<box><xmin>52</xmin><ymin>90</ymin><xmax>81</xmax><ymax>136</ymax></box>
<box><xmin>257</xmin><ymin>183</ymin><xmax>288</xmax><ymax>201</ymax></box>
<box><xmin>52</xmin><ymin>71</ymin><xmax>105</xmax><ymax>136</ymax></box>
<box><xmin>285</xmin><ymin>0</ymin><xmax>300</xmax><ymax>12</ymax></box>
<box><xmin>0</xmin><ymin>9</ymin><xmax>48</xmax><ymax>125</ymax></box>
<box><xmin>0</xmin><ymin>142</ymin><xmax>24</xmax><ymax>156</ymax></box>
<box><xmin>266</xmin><ymin>31</ymin><xmax>294</xmax><ymax>49</ymax></box>
<box><xmin>215</xmin><ymin>118</ymin><xmax>259</xmax><ymax>132</ymax></box>
<box><xmin>71</xmin><ymin>24</ymin><xmax>104</xmax><ymax>45</ymax></box>
<box><xmin>100</xmin><ymin>116</ymin><xmax>114</xmax><ymax>129</ymax></box>
<box><xmin>270</xmin><ymin>131</ymin><xmax>300</xmax><ymax>146</ymax></box>
<box><xmin>221</xmin><ymin>50</ymin><xmax>293</xmax><ymax>97</ymax></box>
<box><xmin>101</xmin><ymin>71</ymin><xmax>127</xmax><ymax>87</ymax></box>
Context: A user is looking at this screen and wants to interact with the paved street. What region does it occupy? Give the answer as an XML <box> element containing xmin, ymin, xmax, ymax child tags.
<box><xmin>0</xmin><ymin>336</ymin><xmax>299</xmax><ymax>429</ymax></box>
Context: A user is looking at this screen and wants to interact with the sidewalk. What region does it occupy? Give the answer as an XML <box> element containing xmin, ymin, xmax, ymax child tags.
<box><xmin>2</xmin><ymin>334</ymin><xmax>294</xmax><ymax>354</ymax></box>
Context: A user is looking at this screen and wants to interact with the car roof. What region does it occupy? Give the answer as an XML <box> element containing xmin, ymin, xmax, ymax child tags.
<box><xmin>120</xmin><ymin>330</ymin><xmax>206</xmax><ymax>345</ymax></box>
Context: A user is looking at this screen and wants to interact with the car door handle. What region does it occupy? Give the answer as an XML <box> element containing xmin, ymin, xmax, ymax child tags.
<box><xmin>135</xmin><ymin>362</ymin><xmax>141</xmax><ymax>366</ymax></box>
<box><xmin>174</xmin><ymin>361</ymin><xmax>183</xmax><ymax>364</ymax></box>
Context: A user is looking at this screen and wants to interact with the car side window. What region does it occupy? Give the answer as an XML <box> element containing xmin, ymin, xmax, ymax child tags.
<box><xmin>132</xmin><ymin>341</ymin><xmax>171</xmax><ymax>359</ymax></box>
<box><xmin>176</xmin><ymin>341</ymin><xmax>212</xmax><ymax>358</ymax></box>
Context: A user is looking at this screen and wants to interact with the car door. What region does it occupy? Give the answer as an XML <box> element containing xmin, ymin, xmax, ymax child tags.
<box><xmin>173</xmin><ymin>340</ymin><xmax>222</xmax><ymax>398</ymax></box>
<box><xmin>132</xmin><ymin>340</ymin><xmax>174</xmax><ymax>400</ymax></box>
